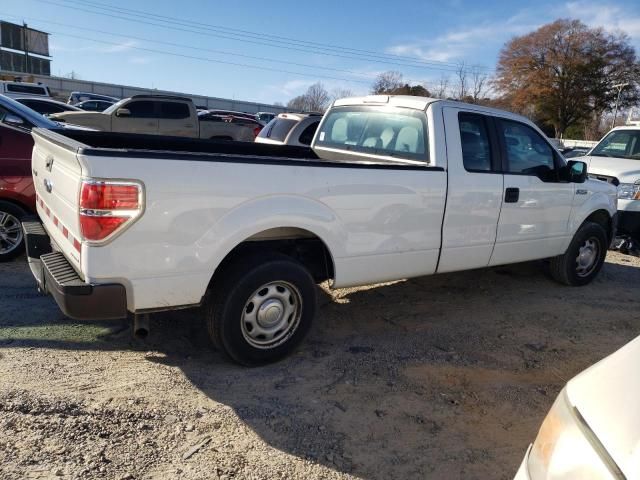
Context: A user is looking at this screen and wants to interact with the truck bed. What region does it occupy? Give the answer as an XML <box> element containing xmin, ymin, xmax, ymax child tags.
<box><xmin>42</xmin><ymin>129</ymin><xmax>437</xmax><ymax>170</ymax></box>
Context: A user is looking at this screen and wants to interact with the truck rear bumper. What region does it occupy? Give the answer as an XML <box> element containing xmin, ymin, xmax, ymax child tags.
<box><xmin>22</xmin><ymin>220</ymin><xmax>128</xmax><ymax>320</ymax></box>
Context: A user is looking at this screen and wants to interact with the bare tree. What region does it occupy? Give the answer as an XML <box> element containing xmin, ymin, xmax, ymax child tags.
<box><xmin>304</xmin><ymin>83</ymin><xmax>331</xmax><ymax>112</ymax></box>
<box><xmin>471</xmin><ymin>68</ymin><xmax>489</xmax><ymax>104</ymax></box>
<box><xmin>286</xmin><ymin>95</ymin><xmax>308</xmax><ymax>112</ymax></box>
<box><xmin>456</xmin><ymin>63</ymin><xmax>468</xmax><ymax>100</ymax></box>
<box><xmin>433</xmin><ymin>75</ymin><xmax>451</xmax><ymax>99</ymax></box>
<box><xmin>371</xmin><ymin>71</ymin><xmax>403</xmax><ymax>94</ymax></box>
<box><xmin>331</xmin><ymin>88</ymin><xmax>355</xmax><ymax>102</ymax></box>
<box><xmin>286</xmin><ymin>83</ymin><xmax>331</xmax><ymax>112</ymax></box>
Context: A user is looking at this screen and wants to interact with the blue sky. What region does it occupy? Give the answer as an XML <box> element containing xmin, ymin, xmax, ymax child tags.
<box><xmin>2</xmin><ymin>0</ymin><xmax>640</xmax><ymax>106</ymax></box>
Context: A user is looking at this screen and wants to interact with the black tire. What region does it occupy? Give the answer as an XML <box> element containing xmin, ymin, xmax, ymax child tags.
<box><xmin>0</xmin><ymin>201</ymin><xmax>27</xmax><ymax>262</ymax></box>
<box><xmin>205</xmin><ymin>254</ymin><xmax>316</xmax><ymax>366</ymax></box>
<box><xmin>550</xmin><ymin>221</ymin><xmax>608</xmax><ymax>286</ymax></box>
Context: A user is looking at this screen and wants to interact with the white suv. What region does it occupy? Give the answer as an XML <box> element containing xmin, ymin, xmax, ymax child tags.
<box><xmin>255</xmin><ymin>113</ymin><xmax>322</xmax><ymax>147</ymax></box>
<box><xmin>0</xmin><ymin>81</ymin><xmax>51</xmax><ymax>99</ymax></box>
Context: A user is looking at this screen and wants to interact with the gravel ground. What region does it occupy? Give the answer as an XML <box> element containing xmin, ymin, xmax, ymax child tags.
<box><xmin>1</xmin><ymin>252</ymin><xmax>639</xmax><ymax>479</ymax></box>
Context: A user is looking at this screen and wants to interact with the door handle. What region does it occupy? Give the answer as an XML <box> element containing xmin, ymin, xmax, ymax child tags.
<box><xmin>505</xmin><ymin>187</ymin><xmax>519</xmax><ymax>203</ymax></box>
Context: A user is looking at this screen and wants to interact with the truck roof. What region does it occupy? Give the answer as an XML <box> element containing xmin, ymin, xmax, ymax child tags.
<box><xmin>333</xmin><ymin>95</ymin><xmax>541</xmax><ymax>125</ymax></box>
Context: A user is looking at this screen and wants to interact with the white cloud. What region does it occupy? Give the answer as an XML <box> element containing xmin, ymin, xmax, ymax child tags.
<box><xmin>564</xmin><ymin>1</ymin><xmax>640</xmax><ymax>40</ymax></box>
<box><xmin>385</xmin><ymin>13</ymin><xmax>536</xmax><ymax>68</ymax></box>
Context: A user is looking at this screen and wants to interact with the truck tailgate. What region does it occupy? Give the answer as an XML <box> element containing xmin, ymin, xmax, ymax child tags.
<box><xmin>32</xmin><ymin>129</ymin><xmax>85</xmax><ymax>273</ymax></box>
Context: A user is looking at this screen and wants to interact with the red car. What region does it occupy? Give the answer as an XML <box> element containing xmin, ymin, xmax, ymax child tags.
<box><xmin>0</xmin><ymin>122</ymin><xmax>35</xmax><ymax>261</ymax></box>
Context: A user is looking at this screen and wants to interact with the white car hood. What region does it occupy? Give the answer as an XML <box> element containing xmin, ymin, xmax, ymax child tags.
<box><xmin>566</xmin><ymin>335</ymin><xmax>640</xmax><ymax>479</ymax></box>
<box><xmin>583</xmin><ymin>155</ymin><xmax>640</xmax><ymax>184</ymax></box>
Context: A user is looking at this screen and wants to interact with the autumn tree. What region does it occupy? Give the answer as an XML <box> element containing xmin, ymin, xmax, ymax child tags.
<box><xmin>495</xmin><ymin>19</ymin><xmax>640</xmax><ymax>137</ymax></box>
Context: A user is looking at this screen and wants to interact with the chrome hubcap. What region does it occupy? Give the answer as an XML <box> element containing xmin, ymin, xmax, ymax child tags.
<box><xmin>576</xmin><ymin>238</ymin><xmax>599</xmax><ymax>277</ymax></box>
<box><xmin>0</xmin><ymin>211</ymin><xmax>23</xmax><ymax>255</ymax></box>
<box><xmin>241</xmin><ymin>281</ymin><xmax>302</xmax><ymax>349</ymax></box>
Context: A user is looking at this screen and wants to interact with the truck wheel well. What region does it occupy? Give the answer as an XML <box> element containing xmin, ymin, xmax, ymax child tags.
<box><xmin>584</xmin><ymin>210</ymin><xmax>613</xmax><ymax>243</ymax></box>
<box><xmin>213</xmin><ymin>229</ymin><xmax>335</xmax><ymax>285</ymax></box>
<box><xmin>0</xmin><ymin>198</ymin><xmax>32</xmax><ymax>217</ymax></box>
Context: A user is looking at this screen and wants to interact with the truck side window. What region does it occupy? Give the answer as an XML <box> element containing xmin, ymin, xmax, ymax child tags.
<box><xmin>160</xmin><ymin>102</ymin><xmax>191</xmax><ymax>119</ymax></box>
<box><xmin>458</xmin><ymin>113</ymin><xmax>492</xmax><ymax>172</ymax></box>
<box><xmin>125</xmin><ymin>101</ymin><xmax>157</xmax><ymax>118</ymax></box>
<box><xmin>498</xmin><ymin>119</ymin><xmax>555</xmax><ymax>176</ymax></box>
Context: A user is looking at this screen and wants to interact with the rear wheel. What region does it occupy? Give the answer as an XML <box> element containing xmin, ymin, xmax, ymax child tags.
<box><xmin>0</xmin><ymin>201</ymin><xmax>27</xmax><ymax>262</ymax></box>
<box><xmin>549</xmin><ymin>221</ymin><xmax>608</xmax><ymax>286</ymax></box>
<box><xmin>205</xmin><ymin>254</ymin><xmax>316</xmax><ymax>366</ymax></box>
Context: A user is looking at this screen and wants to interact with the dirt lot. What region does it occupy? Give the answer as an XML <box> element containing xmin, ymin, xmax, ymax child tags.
<box><xmin>1</xmin><ymin>252</ymin><xmax>639</xmax><ymax>480</ymax></box>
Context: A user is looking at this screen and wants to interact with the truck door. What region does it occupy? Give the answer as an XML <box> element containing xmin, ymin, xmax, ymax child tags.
<box><xmin>489</xmin><ymin>118</ymin><xmax>574</xmax><ymax>265</ymax></box>
<box><xmin>158</xmin><ymin>101</ymin><xmax>198</xmax><ymax>138</ymax></box>
<box><xmin>438</xmin><ymin>108</ymin><xmax>504</xmax><ymax>272</ymax></box>
<box><xmin>111</xmin><ymin>100</ymin><xmax>159</xmax><ymax>135</ymax></box>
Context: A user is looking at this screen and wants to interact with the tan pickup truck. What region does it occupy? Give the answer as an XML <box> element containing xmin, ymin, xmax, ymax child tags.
<box><xmin>49</xmin><ymin>94</ymin><xmax>258</xmax><ymax>141</ymax></box>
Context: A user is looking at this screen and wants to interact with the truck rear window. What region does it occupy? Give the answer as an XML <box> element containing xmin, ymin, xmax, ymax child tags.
<box><xmin>259</xmin><ymin>118</ymin><xmax>297</xmax><ymax>142</ymax></box>
<box><xmin>314</xmin><ymin>106</ymin><xmax>428</xmax><ymax>162</ymax></box>
<box><xmin>6</xmin><ymin>84</ymin><xmax>48</xmax><ymax>95</ymax></box>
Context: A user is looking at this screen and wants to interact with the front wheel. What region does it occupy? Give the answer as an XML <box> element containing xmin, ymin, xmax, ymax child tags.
<box><xmin>0</xmin><ymin>201</ymin><xmax>27</xmax><ymax>262</ymax></box>
<box><xmin>549</xmin><ymin>221</ymin><xmax>608</xmax><ymax>286</ymax></box>
<box><xmin>205</xmin><ymin>254</ymin><xmax>317</xmax><ymax>366</ymax></box>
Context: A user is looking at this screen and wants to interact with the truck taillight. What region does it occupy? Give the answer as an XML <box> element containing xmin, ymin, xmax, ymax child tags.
<box><xmin>79</xmin><ymin>180</ymin><xmax>144</xmax><ymax>242</ymax></box>
<box><xmin>253</xmin><ymin>126</ymin><xmax>262</xmax><ymax>138</ymax></box>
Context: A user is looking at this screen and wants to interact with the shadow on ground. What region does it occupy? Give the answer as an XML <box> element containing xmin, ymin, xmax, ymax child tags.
<box><xmin>1</xmin><ymin>255</ymin><xmax>639</xmax><ymax>479</ymax></box>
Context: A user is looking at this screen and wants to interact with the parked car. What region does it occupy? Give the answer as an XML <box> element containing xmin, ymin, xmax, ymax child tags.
<box><xmin>561</xmin><ymin>146</ymin><xmax>591</xmax><ymax>158</ymax></box>
<box><xmin>515</xmin><ymin>335</ymin><xmax>640</xmax><ymax>479</ymax></box>
<box><xmin>24</xmin><ymin>95</ymin><xmax>616</xmax><ymax>366</ymax></box>
<box><xmin>67</xmin><ymin>91</ymin><xmax>119</xmax><ymax>105</ymax></box>
<box><xmin>49</xmin><ymin>95</ymin><xmax>256</xmax><ymax>141</ymax></box>
<box><xmin>0</xmin><ymin>81</ymin><xmax>51</xmax><ymax>99</ymax></box>
<box><xmin>203</xmin><ymin>109</ymin><xmax>257</xmax><ymax>122</ymax></box>
<box><xmin>0</xmin><ymin>123</ymin><xmax>35</xmax><ymax>261</ymax></box>
<box><xmin>0</xmin><ymin>94</ymin><xmax>66</xmax><ymax>131</ymax></box>
<box><xmin>255</xmin><ymin>113</ymin><xmax>321</xmax><ymax>147</ymax></box>
<box><xmin>256</xmin><ymin>111</ymin><xmax>276</xmax><ymax>125</ymax></box>
<box><xmin>582</xmin><ymin>126</ymin><xmax>640</xmax><ymax>249</ymax></box>
<box><xmin>0</xmin><ymin>94</ymin><xmax>92</xmax><ymax>260</ymax></box>
<box><xmin>198</xmin><ymin>110</ymin><xmax>264</xmax><ymax>138</ymax></box>
<box><xmin>74</xmin><ymin>99</ymin><xmax>115</xmax><ymax>112</ymax></box>
<box><xmin>15</xmin><ymin>97</ymin><xmax>83</xmax><ymax>116</ymax></box>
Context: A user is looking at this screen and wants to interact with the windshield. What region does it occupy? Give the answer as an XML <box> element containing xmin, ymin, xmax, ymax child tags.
<box><xmin>0</xmin><ymin>94</ymin><xmax>58</xmax><ymax>129</ymax></box>
<box><xmin>102</xmin><ymin>98</ymin><xmax>129</xmax><ymax>115</ymax></box>
<box><xmin>590</xmin><ymin>130</ymin><xmax>640</xmax><ymax>160</ymax></box>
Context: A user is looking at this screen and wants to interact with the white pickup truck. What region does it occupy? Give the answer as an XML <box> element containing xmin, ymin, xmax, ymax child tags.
<box><xmin>24</xmin><ymin>96</ymin><xmax>617</xmax><ymax>365</ymax></box>
<box><xmin>579</xmin><ymin>125</ymin><xmax>640</xmax><ymax>250</ymax></box>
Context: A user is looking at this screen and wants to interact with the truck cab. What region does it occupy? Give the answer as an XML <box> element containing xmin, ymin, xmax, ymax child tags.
<box><xmin>581</xmin><ymin>125</ymin><xmax>640</xmax><ymax>248</ymax></box>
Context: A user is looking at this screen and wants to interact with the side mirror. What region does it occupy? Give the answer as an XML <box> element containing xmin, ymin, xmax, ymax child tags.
<box><xmin>116</xmin><ymin>108</ymin><xmax>131</xmax><ymax>117</ymax></box>
<box><xmin>568</xmin><ymin>160</ymin><xmax>588</xmax><ymax>183</ymax></box>
<box><xmin>4</xmin><ymin>114</ymin><xmax>25</xmax><ymax>127</ymax></box>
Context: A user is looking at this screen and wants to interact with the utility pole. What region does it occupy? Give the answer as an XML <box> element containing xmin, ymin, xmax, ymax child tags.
<box><xmin>23</xmin><ymin>22</ymin><xmax>29</xmax><ymax>74</ymax></box>
<box><xmin>611</xmin><ymin>82</ymin><xmax>629</xmax><ymax>129</ymax></box>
